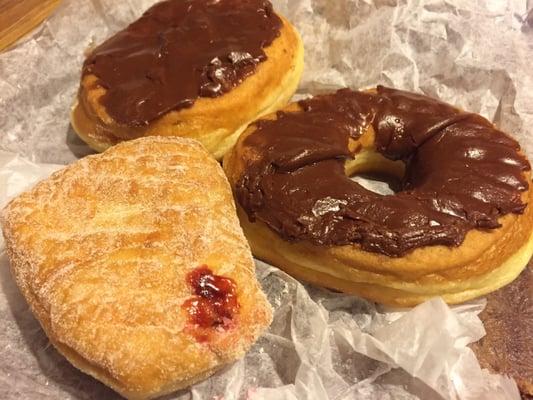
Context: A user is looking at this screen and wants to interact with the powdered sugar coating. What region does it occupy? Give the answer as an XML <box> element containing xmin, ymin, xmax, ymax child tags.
<box><xmin>1</xmin><ymin>136</ymin><xmax>272</xmax><ymax>399</ymax></box>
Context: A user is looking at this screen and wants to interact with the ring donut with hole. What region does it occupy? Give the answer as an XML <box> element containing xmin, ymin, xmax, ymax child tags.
<box><xmin>223</xmin><ymin>86</ymin><xmax>533</xmax><ymax>306</ymax></box>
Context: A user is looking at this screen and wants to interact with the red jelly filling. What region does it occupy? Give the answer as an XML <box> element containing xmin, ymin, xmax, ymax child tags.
<box><xmin>183</xmin><ymin>265</ymin><xmax>239</xmax><ymax>330</ymax></box>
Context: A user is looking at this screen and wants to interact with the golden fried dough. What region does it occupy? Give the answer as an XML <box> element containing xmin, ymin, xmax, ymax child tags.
<box><xmin>2</xmin><ymin>136</ymin><xmax>272</xmax><ymax>399</ymax></box>
<box><xmin>224</xmin><ymin>88</ymin><xmax>533</xmax><ymax>306</ymax></box>
<box><xmin>71</xmin><ymin>0</ymin><xmax>304</xmax><ymax>160</ymax></box>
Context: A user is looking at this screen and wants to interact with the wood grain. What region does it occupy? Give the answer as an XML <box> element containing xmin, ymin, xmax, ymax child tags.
<box><xmin>472</xmin><ymin>264</ymin><xmax>533</xmax><ymax>398</ymax></box>
<box><xmin>0</xmin><ymin>0</ymin><xmax>62</xmax><ymax>52</ymax></box>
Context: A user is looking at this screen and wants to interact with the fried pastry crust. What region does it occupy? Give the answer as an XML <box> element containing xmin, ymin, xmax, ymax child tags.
<box><xmin>71</xmin><ymin>13</ymin><xmax>304</xmax><ymax>160</ymax></box>
<box><xmin>2</xmin><ymin>137</ymin><xmax>272</xmax><ymax>399</ymax></box>
<box><xmin>224</xmin><ymin>99</ymin><xmax>533</xmax><ymax>306</ymax></box>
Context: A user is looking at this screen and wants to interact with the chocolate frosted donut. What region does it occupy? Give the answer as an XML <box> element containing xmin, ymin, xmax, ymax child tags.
<box><xmin>71</xmin><ymin>0</ymin><xmax>304</xmax><ymax>158</ymax></box>
<box><xmin>224</xmin><ymin>86</ymin><xmax>533</xmax><ymax>306</ymax></box>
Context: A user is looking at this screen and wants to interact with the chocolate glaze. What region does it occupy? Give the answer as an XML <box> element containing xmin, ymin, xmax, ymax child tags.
<box><xmin>236</xmin><ymin>86</ymin><xmax>530</xmax><ymax>256</ymax></box>
<box><xmin>83</xmin><ymin>0</ymin><xmax>281</xmax><ymax>126</ymax></box>
<box><xmin>183</xmin><ymin>265</ymin><xmax>238</xmax><ymax>332</ymax></box>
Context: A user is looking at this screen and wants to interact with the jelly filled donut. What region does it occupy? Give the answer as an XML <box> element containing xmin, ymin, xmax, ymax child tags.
<box><xmin>224</xmin><ymin>86</ymin><xmax>533</xmax><ymax>306</ymax></box>
<box><xmin>71</xmin><ymin>0</ymin><xmax>303</xmax><ymax>159</ymax></box>
<box><xmin>2</xmin><ymin>137</ymin><xmax>272</xmax><ymax>399</ymax></box>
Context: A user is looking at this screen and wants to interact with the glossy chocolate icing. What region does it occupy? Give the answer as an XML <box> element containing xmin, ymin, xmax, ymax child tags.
<box><xmin>83</xmin><ymin>0</ymin><xmax>282</xmax><ymax>126</ymax></box>
<box><xmin>236</xmin><ymin>86</ymin><xmax>531</xmax><ymax>256</ymax></box>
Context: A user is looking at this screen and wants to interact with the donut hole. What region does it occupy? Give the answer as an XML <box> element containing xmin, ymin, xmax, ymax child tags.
<box><xmin>351</xmin><ymin>174</ymin><xmax>399</xmax><ymax>195</ymax></box>
<box><xmin>346</xmin><ymin>149</ymin><xmax>405</xmax><ymax>195</ymax></box>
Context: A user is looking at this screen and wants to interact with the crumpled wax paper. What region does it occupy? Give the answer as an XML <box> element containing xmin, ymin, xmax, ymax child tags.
<box><xmin>0</xmin><ymin>0</ymin><xmax>532</xmax><ymax>399</ymax></box>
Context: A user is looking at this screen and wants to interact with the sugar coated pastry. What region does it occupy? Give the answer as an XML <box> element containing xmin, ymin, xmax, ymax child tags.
<box><xmin>1</xmin><ymin>136</ymin><xmax>272</xmax><ymax>399</ymax></box>
<box><xmin>71</xmin><ymin>0</ymin><xmax>304</xmax><ymax>159</ymax></box>
<box><xmin>224</xmin><ymin>86</ymin><xmax>533</xmax><ymax>306</ymax></box>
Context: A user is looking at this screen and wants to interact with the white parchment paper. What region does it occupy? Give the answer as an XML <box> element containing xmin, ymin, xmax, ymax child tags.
<box><xmin>1</xmin><ymin>0</ymin><xmax>532</xmax><ymax>399</ymax></box>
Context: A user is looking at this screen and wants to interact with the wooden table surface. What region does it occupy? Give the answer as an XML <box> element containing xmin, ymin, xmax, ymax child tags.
<box><xmin>0</xmin><ymin>0</ymin><xmax>62</xmax><ymax>52</ymax></box>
